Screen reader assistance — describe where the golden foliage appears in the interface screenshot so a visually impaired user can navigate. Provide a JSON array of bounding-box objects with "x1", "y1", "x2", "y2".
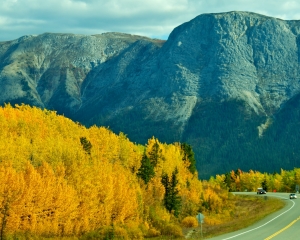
[
  {"x1": 181, "y1": 216, "x2": 198, "y2": 228},
  {"x1": 0, "y1": 104, "x2": 246, "y2": 238}
]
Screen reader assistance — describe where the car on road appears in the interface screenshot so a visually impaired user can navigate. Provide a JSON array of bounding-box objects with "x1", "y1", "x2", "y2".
[
  {"x1": 289, "y1": 193, "x2": 297, "y2": 199},
  {"x1": 257, "y1": 188, "x2": 267, "y2": 194}
]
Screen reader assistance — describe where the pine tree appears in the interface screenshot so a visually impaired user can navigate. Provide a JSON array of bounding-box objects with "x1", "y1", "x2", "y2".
[
  {"x1": 148, "y1": 140, "x2": 162, "y2": 167},
  {"x1": 181, "y1": 143, "x2": 197, "y2": 174},
  {"x1": 80, "y1": 137, "x2": 92, "y2": 155},
  {"x1": 224, "y1": 172, "x2": 233, "y2": 191},
  {"x1": 161, "y1": 168, "x2": 181, "y2": 217},
  {"x1": 137, "y1": 151, "x2": 155, "y2": 184}
]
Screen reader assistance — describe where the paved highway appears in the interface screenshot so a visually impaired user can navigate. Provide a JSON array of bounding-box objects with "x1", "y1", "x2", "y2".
[{"x1": 207, "y1": 192, "x2": 300, "y2": 240}]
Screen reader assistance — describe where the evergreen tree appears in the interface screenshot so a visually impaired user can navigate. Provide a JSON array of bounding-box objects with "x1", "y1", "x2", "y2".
[
  {"x1": 161, "y1": 168, "x2": 181, "y2": 217},
  {"x1": 224, "y1": 172, "x2": 233, "y2": 191},
  {"x1": 80, "y1": 137, "x2": 92, "y2": 155},
  {"x1": 181, "y1": 143, "x2": 197, "y2": 174},
  {"x1": 148, "y1": 140, "x2": 162, "y2": 167},
  {"x1": 137, "y1": 151, "x2": 155, "y2": 184}
]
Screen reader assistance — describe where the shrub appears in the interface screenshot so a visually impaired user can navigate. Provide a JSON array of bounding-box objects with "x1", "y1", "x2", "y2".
[
  {"x1": 181, "y1": 216, "x2": 198, "y2": 228},
  {"x1": 125, "y1": 225, "x2": 143, "y2": 240},
  {"x1": 81, "y1": 226, "x2": 112, "y2": 240},
  {"x1": 146, "y1": 228, "x2": 161, "y2": 238},
  {"x1": 148, "y1": 205, "x2": 170, "y2": 230},
  {"x1": 160, "y1": 224, "x2": 183, "y2": 237},
  {"x1": 114, "y1": 226, "x2": 129, "y2": 239},
  {"x1": 138, "y1": 222, "x2": 149, "y2": 235}
]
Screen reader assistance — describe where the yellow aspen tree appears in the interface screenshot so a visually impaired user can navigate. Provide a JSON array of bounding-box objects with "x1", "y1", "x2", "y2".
[
  {"x1": 117, "y1": 132, "x2": 142, "y2": 174},
  {"x1": 180, "y1": 177, "x2": 202, "y2": 217},
  {"x1": 111, "y1": 163, "x2": 141, "y2": 224},
  {"x1": 91, "y1": 161, "x2": 115, "y2": 228},
  {"x1": 210, "y1": 174, "x2": 227, "y2": 189},
  {"x1": 72, "y1": 159, "x2": 114, "y2": 232},
  {"x1": 228, "y1": 170, "x2": 238, "y2": 191},
  {"x1": 240, "y1": 170, "x2": 262, "y2": 191},
  {"x1": 294, "y1": 168, "x2": 300, "y2": 187},
  {"x1": 273, "y1": 173, "x2": 283, "y2": 192},
  {"x1": 280, "y1": 169, "x2": 295, "y2": 192},
  {"x1": 142, "y1": 175, "x2": 165, "y2": 208},
  {"x1": 87, "y1": 125, "x2": 120, "y2": 164},
  {"x1": 265, "y1": 174, "x2": 275, "y2": 192},
  {"x1": 37, "y1": 162, "x2": 78, "y2": 235},
  {"x1": 15, "y1": 162, "x2": 78, "y2": 236},
  {"x1": 0, "y1": 165, "x2": 25, "y2": 238},
  {"x1": 160, "y1": 143, "x2": 181, "y2": 176}
]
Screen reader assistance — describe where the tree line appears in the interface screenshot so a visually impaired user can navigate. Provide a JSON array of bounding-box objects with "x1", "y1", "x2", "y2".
[{"x1": 210, "y1": 168, "x2": 300, "y2": 193}]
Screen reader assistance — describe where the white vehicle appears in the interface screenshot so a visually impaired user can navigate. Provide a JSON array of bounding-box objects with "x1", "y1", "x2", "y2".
[{"x1": 289, "y1": 193, "x2": 297, "y2": 199}]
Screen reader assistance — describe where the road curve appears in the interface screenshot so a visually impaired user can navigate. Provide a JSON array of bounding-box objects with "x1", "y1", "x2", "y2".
[{"x1": 207, "y1": 192, "x2": 300, "y2": 240}]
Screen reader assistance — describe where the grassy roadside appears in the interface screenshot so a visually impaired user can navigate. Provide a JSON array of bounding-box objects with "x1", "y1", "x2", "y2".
[
  {"x1": 199, "y1": 195, "x2": 285, "y2": 239},
  {"x1": 150, "y1": 194, "x2": 285, "y2": 240}
]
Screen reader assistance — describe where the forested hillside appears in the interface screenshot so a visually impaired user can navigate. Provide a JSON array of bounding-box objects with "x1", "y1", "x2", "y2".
[
  {"x1": 188, "y1": 95, "x2": 300, "y2": 178},
  {"x1": 0, "y1": 104, "x2": 238, "y2": 239},
  {"x1": 0, "y1": 104, "x2": 299, "y2": 239}
]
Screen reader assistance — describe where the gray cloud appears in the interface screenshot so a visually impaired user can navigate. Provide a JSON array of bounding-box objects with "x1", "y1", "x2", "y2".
[{"x1": 1, "y1": 0, "x2": 300, "y2": 41}]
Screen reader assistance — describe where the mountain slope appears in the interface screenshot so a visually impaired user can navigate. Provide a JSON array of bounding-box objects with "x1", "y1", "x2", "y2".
[{"x1": 1, "y1": 11, "x2": 300, "y2": 178}]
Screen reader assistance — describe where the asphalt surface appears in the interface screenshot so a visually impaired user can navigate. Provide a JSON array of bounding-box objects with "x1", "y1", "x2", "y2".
[{"x1": 207, "y1": 192, "x2": 300, "y2": 240}]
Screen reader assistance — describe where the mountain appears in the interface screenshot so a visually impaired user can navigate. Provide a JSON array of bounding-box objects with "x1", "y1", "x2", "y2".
[{"x1": 1, "y1": 11, "x2": 300, "y2": 178}]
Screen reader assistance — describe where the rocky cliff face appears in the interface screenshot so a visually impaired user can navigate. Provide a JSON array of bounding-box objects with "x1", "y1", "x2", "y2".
[
  {"x1": 0, "y1": 32, "x2": 164, "y2": 115},
  {"x1": 1, "y1": 11, "x2": 300, "y2": 178}
]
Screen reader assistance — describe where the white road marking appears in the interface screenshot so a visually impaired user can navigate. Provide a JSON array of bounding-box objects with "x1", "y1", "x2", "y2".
[{"x1": 220, "y1": 197, "x2": 295, "y2": 240}]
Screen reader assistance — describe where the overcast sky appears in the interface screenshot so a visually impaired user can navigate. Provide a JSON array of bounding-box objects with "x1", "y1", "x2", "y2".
[{"x1": 1, "y1": 0, "x2": 300, "y2": 41}]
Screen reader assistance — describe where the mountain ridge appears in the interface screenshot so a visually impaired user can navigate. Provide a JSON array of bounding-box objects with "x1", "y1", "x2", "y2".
[{"x1": 1, "y1": 11, "x2": 300, "y2": 178}]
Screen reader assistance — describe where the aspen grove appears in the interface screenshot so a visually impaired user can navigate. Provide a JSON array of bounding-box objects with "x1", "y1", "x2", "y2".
[{"x1": 0, "y1": 104, "x2": 286, "y2": 239}]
